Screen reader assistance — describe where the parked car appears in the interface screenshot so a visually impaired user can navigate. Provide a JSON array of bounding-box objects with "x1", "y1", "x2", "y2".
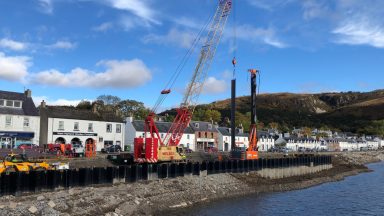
[
  {"x1": 101, "y1": 145, "x2": 122, "y2": 153},
  {"x1": 72, "y1": 143, "x2": 85, "y2": 157}
]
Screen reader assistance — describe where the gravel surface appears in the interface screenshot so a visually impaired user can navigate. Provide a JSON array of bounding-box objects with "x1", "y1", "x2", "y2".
[{"x1": 0, "y1": 151, "x2": 382, "y2": 216}]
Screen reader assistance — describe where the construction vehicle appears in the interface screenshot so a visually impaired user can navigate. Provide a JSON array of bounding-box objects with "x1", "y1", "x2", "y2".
[
  {"x1": 245, "y1": 69, "x2": 259, "y2": 159},
  {"x1": 231, "y1": 69, "x2": 259, "y2": 160},
  {"x1": 46, "y1": 143, "x2": 73, "y2": 157},
  {"x1": 0, "y1": 153, "x2": 51, "y2": 174},
  {"x1": 134, "y1": 0, "x2": 233, "y2": 163}
]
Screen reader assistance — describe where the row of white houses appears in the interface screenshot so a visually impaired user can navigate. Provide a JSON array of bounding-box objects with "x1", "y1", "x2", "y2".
[
  {"x1": 286, "y1": 138, "x2": 382, "y2": 152},
  {"x1": 1, "y1": 89, "x2": 382, "y2": 153}
]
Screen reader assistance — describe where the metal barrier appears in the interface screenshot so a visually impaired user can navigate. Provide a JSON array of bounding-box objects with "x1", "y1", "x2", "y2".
[{"x1": 0, "y1": 155, "x2": 332, "y2": 197}]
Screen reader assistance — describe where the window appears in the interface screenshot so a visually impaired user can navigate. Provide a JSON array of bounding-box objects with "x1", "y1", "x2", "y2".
[
  {"x1": 88, "y1": 123, "x2": 93, "y2": 132},
  {"x1": 6, "y1": 100, "x2": 13, "y2": 107},
  {"x1": 116, "y1": 124, "x2": 121, "y2": 133},
  {"x1": 58, "y1": 121, "x2": 64, "y2": 130},
  {"x1": 211, "y1": 132, "x2": 214, "y2": 138},
  {"x1": 23, "y1": 117, "x2": 29, "y2": 127},
  {"x1": 198, "y1": 132, "x2": 201, "y2": 137},
  {"x1": 0, "y1": 99, "x2": 4, "y2": 106},
  {"x1": 161, "y1": 133, "x2": 164, "y2": 138},
  {"x1": 99, "y1": 137, "x2": 103, "y2": 142},
  {"x1": 194, "y1": 123, "x2": 199, "y2": 128},
  {"x1": 187, "y1": 134, "x2": 190, "y2": 139},
  {"x1": 205, "y1": 132, "x2": 207, "y2": 138},
  {"x1": 74, "y1": 122, "x2": 79, "y2": 131},
  {"x1": 5, "y1": 116, "x2": 12, "y2": 126},
  {"x1": 106, "y1": 123, "x2": 112, "y2": 133},
  {"x1": 14, "y1": 101, "x2": 21, "y2": 108}
]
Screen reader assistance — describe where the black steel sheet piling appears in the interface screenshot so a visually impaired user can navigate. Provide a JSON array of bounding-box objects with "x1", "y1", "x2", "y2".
[
  {"x1": 178, "y1": 163, "x2": 185, "y2": 177},
  {"x1": 207, "y1": 161, "x2": 214, "y2": 175},
  {"x1": 169, "y1": 163, "x2": 177, "y2": 178},
  {"x1": 193, "y1": 162, "x2": 200, "y2": 176}
]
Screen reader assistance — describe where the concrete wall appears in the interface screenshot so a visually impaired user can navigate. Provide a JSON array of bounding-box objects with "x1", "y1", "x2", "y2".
[{"x1": 257, "y1": 164, "x2": 333, "y2": 179}]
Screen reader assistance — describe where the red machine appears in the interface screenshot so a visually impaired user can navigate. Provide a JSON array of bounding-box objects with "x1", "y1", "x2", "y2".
[
  {"x1": 246, "y1": 69, "x2": 259, "y2": 160},
  {"x1": 47, "y1": 143, "x2": 73, "y2": 157},
  {"x1": 134, "y1": 0, "x2": 233, "y2": 163},
  {"x1": 85, "y1": 139, "x2": 96, "y2": 158}
]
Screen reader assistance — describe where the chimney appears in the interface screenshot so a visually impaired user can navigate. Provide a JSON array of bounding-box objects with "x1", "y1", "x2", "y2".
[
  {"x1": 41, "y1": 100, "x2": 46, "y2": 108},
  {"x1": 126, "y1": 116, "x2": 133, "y2": 123},
  {"x1": 25, "y1": 89, "x2": 32, "y2": 98}
]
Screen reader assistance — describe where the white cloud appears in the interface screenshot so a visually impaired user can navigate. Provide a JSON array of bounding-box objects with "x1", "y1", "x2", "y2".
[
  {"x1": 142, "y1": 28, "x2": 197, "y2": 49},
  {"x1": 37, "y1": 0, "x2": 53, "y2": 14},
  {"x1": 29, "y1": 59, "x2": 152, "y2": 88},
  {"x1": 47, "y1": 40, "x2": 76, "y2": 50},
  {"x1": 235, "y1": 25, "x2": 288, "y2": 48},
  {"x1": 92, "y1": 22, "x2": 114, "y2": 32},
  {"x1": 302, "y1": 0, "x2": 328, "y2": 20},
  {"x1": 105, "y1": 0, "x2": 160, "y2": 25},
  {"x1": 202, "y1": 77, "x2": 228, "y2": 94},
  {"x1": 332, "y1": 19, "x2": 384, "y2": 48},
  {"x1": 0, "y1": 52, "x2": 30, "y2": 82},
  {"x1": 0, "y1": 38, "x2": 27, "y2": 51},
  {"x1": 247, "y1": 0, "x2": 296, "y2": 11},
  {"x1": 33, "y1": 96, "x2": 90, "y2": 106}
]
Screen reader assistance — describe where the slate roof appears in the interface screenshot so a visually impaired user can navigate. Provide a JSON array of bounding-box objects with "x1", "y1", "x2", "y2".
[
  {"x1": 131, "y1": 120, "x2": 194, "y2": 134},
  {"x1": 0, "y1": 90, "x2": 39, "y2": 116},
  {"x1": 41, "y1": 106, "x2": 124, "y2": 122},
  {"x1": 217, "y1": 127, "x2": 231, "y2": 136},
  {"x1": 189, "y1": 121, "x2": 218, "y2": 132}
]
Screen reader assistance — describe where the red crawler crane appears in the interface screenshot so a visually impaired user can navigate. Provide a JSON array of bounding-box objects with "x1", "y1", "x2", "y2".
[{"x1": 134, "y1": 0, "x2": 233, "y2": 163}]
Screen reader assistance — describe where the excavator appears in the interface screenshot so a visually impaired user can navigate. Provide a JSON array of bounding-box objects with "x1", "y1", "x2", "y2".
[
  {"x1": 0, "y1": 153, "x2": 51, "y2": 174},
  {"x1": 134, "y1": 0, "x2": 233, "y2": 163}
]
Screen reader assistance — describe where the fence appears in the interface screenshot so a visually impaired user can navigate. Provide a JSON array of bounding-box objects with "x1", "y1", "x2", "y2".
[{"x1": 0, "y1": 155, "x2": 332, "y2": 196}]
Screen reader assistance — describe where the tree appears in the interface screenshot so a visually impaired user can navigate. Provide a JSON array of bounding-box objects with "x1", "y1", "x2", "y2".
[
  {"x1": 256, "y1": 121, "x2": 264, "y2": 130},
  {"x1": 97, "y1": 95, "x2": 121, "y2": 105},
  {"x1": 204, "y1": 109, "x2": 221, "y2": 123},
  {"x1": 268, "y1": 122, "x2": 279, "y2": 130},
  {"x1": 302, "y1": 127, "x2": 312, "y2": 138},
  {"x1": 76, "y1": 100, "x2": 92, "y2": 110},
  {"x1": 118, "y1": 99, "x2": 149, "y2": 120}
]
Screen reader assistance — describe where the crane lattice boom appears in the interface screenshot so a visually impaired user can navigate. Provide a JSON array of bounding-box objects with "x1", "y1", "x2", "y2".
[{"x1": 163, "y1": 0, "x2": 232, "y2": 146}]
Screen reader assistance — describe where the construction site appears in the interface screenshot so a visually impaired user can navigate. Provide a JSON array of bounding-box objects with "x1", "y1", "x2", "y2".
[{"x1": 1, "y1": 0, "x2": 384, "y2": 215}]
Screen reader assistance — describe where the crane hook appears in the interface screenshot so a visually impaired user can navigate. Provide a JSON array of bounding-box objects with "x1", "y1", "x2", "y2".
[{"x1": 232, "y1": 57, "x2": 236, "y2": 66}]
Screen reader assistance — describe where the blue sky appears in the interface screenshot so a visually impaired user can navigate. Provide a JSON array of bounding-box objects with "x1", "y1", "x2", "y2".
[{"x1": 0, "y1": 0, "x2": 383, "y2": 110}]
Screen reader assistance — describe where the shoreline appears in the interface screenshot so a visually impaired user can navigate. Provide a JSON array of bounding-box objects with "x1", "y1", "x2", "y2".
[{"x1": 0, "y1": 151, "x2": 382, "y2": 215}]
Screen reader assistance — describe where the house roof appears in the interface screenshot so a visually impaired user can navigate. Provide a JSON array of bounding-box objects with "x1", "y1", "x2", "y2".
[
  {"x1": 189, "y1": 121, "x2": 218, "y2": 132},
  {"x1": 131, "y1": 120, "x2": 194, "y2": 134},
  {"x1": 41, "y1": 106, "x2": 124, "y2": 122},
  {"x1": 0, "y1": 90, "x2": 39, "y2": 116},
  {"x1": 217, "y1": 127, "x2": 231, "y2": 136}
]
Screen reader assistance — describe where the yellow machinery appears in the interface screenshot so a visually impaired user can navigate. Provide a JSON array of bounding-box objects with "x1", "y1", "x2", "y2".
[{"x1": 0, "y1": 153, "x2": 51, "y2": 174}]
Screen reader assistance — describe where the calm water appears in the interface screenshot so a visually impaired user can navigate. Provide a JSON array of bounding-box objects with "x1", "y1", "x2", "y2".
[{"x1": 189, "y1": 162, "x2": 384, "y2": 216}]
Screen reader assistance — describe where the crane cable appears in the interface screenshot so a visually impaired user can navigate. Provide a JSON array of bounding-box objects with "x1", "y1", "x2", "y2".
[
  {"x1": 232, "y1": 0, "x2": 237, "y2": 78},
  {"x1": 151, "y1": 12, "x2": 214, "y2": 113}
]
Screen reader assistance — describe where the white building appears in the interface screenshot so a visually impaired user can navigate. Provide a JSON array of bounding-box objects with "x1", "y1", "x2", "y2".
[
  {"x1": 0, "y1": 89, "x2": 40, "y2": 147},
  {"x1": 125, "y1": 119, "x2": 195, "y2": 151},
  {"x1": 217, "y1": 127, "x2": 231, "y2": 151},
  {"x1": 257, "y1": 131, "x2": 275, "y2": 152},
  {"x1": 39, "y1": 102, "x2": 125, "y2": 151},
  {"x1": 286, "y1": 138, "x2": 325, "y2": 151}
]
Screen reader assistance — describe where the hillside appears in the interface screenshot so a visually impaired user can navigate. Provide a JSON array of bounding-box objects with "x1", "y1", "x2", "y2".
[{"x1": 161, "y1": 90, "x2": 384, "y2": 134}]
